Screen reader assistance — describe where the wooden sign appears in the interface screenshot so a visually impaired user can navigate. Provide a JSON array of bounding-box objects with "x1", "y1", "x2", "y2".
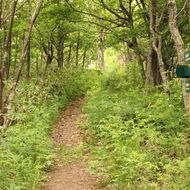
[{"x1": 176, "y1": 65, "x2": 190, "y2": 78}]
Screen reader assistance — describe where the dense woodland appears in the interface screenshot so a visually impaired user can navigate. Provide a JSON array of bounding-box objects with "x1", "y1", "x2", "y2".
[{"x1": 0, "y1": 0, "x2": 190, "y2": 189}]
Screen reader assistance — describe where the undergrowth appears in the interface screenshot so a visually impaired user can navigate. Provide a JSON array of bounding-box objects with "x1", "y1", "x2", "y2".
[
  {"x1": 0, "y1": 68, "x2": 100, "y2": 190},
  {"x1": 83, "y1": 64, "x2": 189, "y2": 190}
]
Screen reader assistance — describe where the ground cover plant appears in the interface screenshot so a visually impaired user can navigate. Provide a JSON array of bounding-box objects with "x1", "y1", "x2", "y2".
[
  {"x1": 83, "y1": 64, "x2": 190, "y2": 190},
  {"x1": 0, "y1": 68, "x2": 99, "y2": 190}
]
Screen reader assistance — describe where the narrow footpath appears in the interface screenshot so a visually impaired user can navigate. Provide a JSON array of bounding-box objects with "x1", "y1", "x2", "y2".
[{"x1": 41, "y1": 98, "x2": 107, "y2": 190}]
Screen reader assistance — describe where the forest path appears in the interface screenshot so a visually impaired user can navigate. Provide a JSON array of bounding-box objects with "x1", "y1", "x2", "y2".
[{"x1": 41, "y1": 98, "x2": 107, "y2": 190}]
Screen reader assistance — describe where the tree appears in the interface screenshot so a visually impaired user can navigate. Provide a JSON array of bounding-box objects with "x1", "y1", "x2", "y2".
[
  {"x1": 1, "y1": 0, "x2": 43, "y2": 130},
  {"x1": 2, "y1": 0, "x2": 18, "y2": 79},
  {"x1": 167, "y1": 0, "x2": 187, "y2": 110},
  {"x1": 149, "y1": 0, "x2": 170, "y2": 93}
]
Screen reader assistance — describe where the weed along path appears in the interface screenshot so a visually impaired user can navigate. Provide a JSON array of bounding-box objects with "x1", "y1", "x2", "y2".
[{"x1": 41, "y1": 98, "x2": 106, "y2": 190}]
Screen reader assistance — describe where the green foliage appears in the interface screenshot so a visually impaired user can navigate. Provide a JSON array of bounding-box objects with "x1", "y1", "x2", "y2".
[
  {"x1": 83, "y1": 67, "x2": 189, "y2": 190},
  {"x1": 102, "y1": 62, "x2": 143, "y2": 91},
  {"x1": 0, "y1": 68, "x2": 99, "y2": 190}
]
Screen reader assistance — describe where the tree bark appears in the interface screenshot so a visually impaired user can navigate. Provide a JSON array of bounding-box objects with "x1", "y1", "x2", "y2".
[
  {"x1": 146, "y1": 48, "x2": 162, "y2": 85},
  {"x1": 14, "y1": 33, "x2": 18, "y2": 74},
  {"x1": 82, "y1": 49, "x2": 87, "y2": 67},
  {"x1": 26, "y1": 0, "x2": 31, "y2": 80},
  {"x1": 0, "y1": 0, "x2": 3, "y2": 29},
  {"x1": 36, "y1": 52, "x2": 39, "y2": 76},
  {"x1": 167, "y1": 0, "x2": 187, "y2": 109},
  {"x1": 98, "y1": 29, "x2": 105, "y2": 70},
  {"x1": 3, "y1": 0, "x2": 18, "y2": 79},
  {"x1": 149, "y1": 0, "x2": 170, "y2": 93},
  {"x1": 137, "y1": 54, "x2": 146, "y2": 83},
  {"x1": 43, "y1": 39, "x2": 54, "y2": 72},
  {"x1": 57, "y1": 32, "x2": 64, "y2": 68},
  {"x1": 75, "y1": 33, "x2": 80, "y2": 67},
  {"x1": 168, "y1": 0, "x2": 184, "y2": 64},
  {"x1": 67, "y1": 43, "x2": 72, "y2": 66},
  {"x1": 145, "y1": 0, "x2": 162, "y2": 86},
  {"x1": 187, "y1": 0, "x2": 190, "y2": 27}
]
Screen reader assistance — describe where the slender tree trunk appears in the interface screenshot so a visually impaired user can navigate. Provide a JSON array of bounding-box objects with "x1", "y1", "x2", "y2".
[
  {"x1": 82, "y1": 49, "x2": 87, "y2": 67},
  {"x1": 145, "y1": 0, "x2": 163, "y2": 86},
  {"x1": 0, "y1": 0, "x2": 4, "y2": 124},
  {"x1": 137, "y1": 54, "x2": 146, "y2": 82},
  {"x1": 3, "y1": 0, "x2": 18, "y2": 79},
  {"x1": 0, "y1": 0, "x2": 3, "y2": 29},
  {"x1": 75, "y1": 33, "x2": 80, "y2": 67},
  {"x1": 0, "y1": 2, "x2": 3, "y2": 127},
  {"x1": 168, "y1": 0, "x2": 184, "y2": 64},
  {"x1": 3, "y1": 0, "x2": 43, "y2": 129},
  {"x1": 14, "y1": 34, "x2": 18, "y2": 74},
  {"x1": 0, "y1": 43, "x2": 2, "y2": 67},
  {"x1": 26, "y1": 0, "x2": 31, "y2": 80},
  {"x1": 36, "y1": 52, "x2": 39, "y2": 76},
  {"x1": 0, "y1": 69, "x2": 3, "y2": 126},
  {"x1": 43, "y1": 39, "x2": 54, "y2": 72},
  {"x1": 153, "y1": 35, "x2": 170, "y2": 93},
  {"x1": 149, "y1": 0, "x2": 170, "y2": 93},
  {"x1": 26, "y1": 42, "x2": 31, "y2": 80},
  {"x1": 67, "y1": 43, "x2": 72, "y2": 67},
  {"x1": 98, "y1": 29, "x2": 105, "y2": 70},
  {"x1": 57, "y1": 35, "x2": 64, "y2": 68},
  {"x1": 187, "y1": 0, "x2": 190, "y2": 27},
  {"x1": 40, "y1": 47, "x2": 43, "y2": 74}
]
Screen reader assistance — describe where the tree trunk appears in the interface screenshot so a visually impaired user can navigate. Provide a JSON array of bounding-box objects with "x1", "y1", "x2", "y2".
[
  {"x1": 0, "y1": 69, "x2": 3, "y2": 126},
  {"x1": 137, "y1": 54, "x2": 146, "y2": 83},
  {"x1": 145, "y1": 0, "x2": 162, "y2": 86},
  {"x1": 146, "y1": 48, "x2": 162, "y2": 85},
  {"x1": 0, "y1": 0, "x2": 4, "y2": 124},
  {"x1": 153, "y1": 36, "x2": 170, "y2": 93},
  {"x1": 149, "y1": 0, "x2": 170, "y2": 93},
  {"x1": 187, "y1": 0, "x2": 190, "y2": 27},
  {"x1": 3, "y1": 0, "x2": 18, "y2": 79},
  {"x1": 36, "y1": 52, "x2": 39, "y2": 76},
  {"x1": 75, "y1": 33, "x2": 80, "y2": 67},
  {"x1": 168, "y1": 0, "x2": 184, "y2": 64},
  {"x1": 43, "y1": 39, "x2": 54, "y2": 72},
  {"x1": 26, "y1": 0, "x2": 31, "y2": 80},
  {"x1": 167, "y1": 0, "x2": 187, "y2": 116},
  {"x1": 67, "y1": 43, "x2": 72, "y2": 66},
  {"x1": 26, "y1": 42, "x2": 31, "y2": 80},
  {"x1": 82, "y1": 49, "x2": 87, "y2": 67},
  {"x1": 40, "y1": 47, "x2": 43, "y2": 74},
  {"x1": 3, "y1": 0, "x2": 43, "y2": 129},
  {"x1": 167, "y1": 0, "x2": 187, "y2": 109},
  {"x1": 14, "y1": 34, "x2": 18, "y2": 74},
  {"x1": 98, "y1": 29, "x2": 105, "y2": 70},
  {"x1": 57, "y1": 34, "x2": 64, "y2": 68},
  {"x1": 0, "y1": 0, "x2": 3, "y2": 29}
]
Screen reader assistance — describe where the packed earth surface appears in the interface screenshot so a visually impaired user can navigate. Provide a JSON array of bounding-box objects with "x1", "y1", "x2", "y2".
[{"x1": 41, "y1": 98, "x2": 108, "y2": 190}]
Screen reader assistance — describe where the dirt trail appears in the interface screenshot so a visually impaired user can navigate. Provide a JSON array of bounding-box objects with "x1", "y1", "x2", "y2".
[{"x1": 41, "y1": 98, "x2": 106, "y2": 190}]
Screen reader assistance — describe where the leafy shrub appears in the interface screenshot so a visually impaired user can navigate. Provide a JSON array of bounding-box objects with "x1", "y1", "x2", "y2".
[
  {"x1": 83, "y1": 70, "x2": 189, "y2": 189},
  {"x1": 0, "y1": 68, "x2": 99, "y2": 190},
  {"x1": 102, "y1": 61, "x2": 143, "y2": 91}
]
